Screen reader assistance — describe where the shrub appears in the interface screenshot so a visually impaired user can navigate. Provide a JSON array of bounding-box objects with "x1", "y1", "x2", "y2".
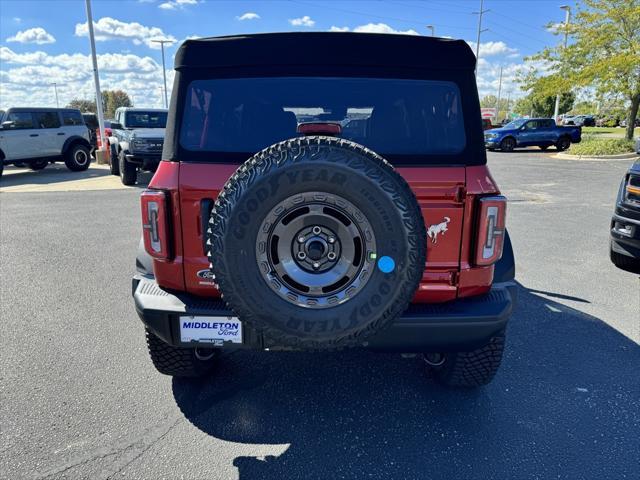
[{"x1": 568, "y1": 137, "x2": 634, "y2": 156}]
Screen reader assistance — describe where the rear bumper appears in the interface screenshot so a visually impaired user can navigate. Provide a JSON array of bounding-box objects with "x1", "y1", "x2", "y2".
[
  {"x1": 132, "y1": 274, "x2": 517, "y2": 352},
  {"x1": 125, "y1": 153, "x2": 161, "y2": 170}
]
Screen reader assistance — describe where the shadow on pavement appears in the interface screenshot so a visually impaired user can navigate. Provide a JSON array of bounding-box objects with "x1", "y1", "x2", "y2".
[
  {"x1": 0, "y1": 163, "x2": 152, "y2": 189},
  {"x1": 172, "y1": 283, "x2": 639, "y2": 480}
]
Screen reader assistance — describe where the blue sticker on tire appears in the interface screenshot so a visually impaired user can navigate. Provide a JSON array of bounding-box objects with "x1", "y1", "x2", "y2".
[{"x1": 377, "y1": 256, "x2": 395, "y2": 273}]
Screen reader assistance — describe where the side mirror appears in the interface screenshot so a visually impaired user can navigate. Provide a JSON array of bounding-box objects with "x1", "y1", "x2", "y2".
[
  {"x1": 1, "y1": 121, "x2": 15, "y2": 129},
  {"x1": 110, "y1": 122, "x2": 123, "y2": 130}
]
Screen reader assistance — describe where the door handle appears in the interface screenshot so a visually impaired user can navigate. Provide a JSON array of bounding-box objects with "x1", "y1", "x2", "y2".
[
  {"x1": 57, "y1": 132, "x2": 65, "y2": 136},
  {"x1": 29, "y1": 134, "x2": 39, "y2": 137}
]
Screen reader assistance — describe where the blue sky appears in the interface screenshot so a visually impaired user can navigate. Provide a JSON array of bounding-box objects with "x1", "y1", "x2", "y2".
[{"x1": 0, "y1": 0, "x2": 572, "y2": 109}]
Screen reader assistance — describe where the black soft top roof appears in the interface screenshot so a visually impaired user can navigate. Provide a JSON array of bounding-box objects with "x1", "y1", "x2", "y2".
[{"x1": 175, "y1": 32, "x2": 476, "y2": 71}]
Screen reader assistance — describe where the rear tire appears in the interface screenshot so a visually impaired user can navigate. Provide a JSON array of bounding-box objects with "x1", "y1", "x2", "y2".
[
  {"x1": 64, "y1": 143, "x2": 91, "y2": 171},
  {"x1": 29, "y1": 159, "x2": 48, "y2": 171},
  {"x1": 119, "y1": 150, "x2": 137, "y2": 185},
  {"x1": 539, "y1": 145, "x2": 549, "y2": 151},
  {"x1": 610, "y1": 248, "x2": 640, "y2": 274},
  {"x1": 145, "y1": 329, "x2": 217, "y2": 377},
  {"x1": 500, "y1": 137, "x2": 515, "y2": 152},
  {"x1": 425, "y1": 331, "x2": 506, "y2": 388},
  {"x1": 556, "y1": 136, "x2": 571, "y2": 151}
]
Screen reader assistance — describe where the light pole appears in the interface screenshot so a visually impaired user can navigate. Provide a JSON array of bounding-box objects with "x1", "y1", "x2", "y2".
[
  {"x1": 84, "y1": 0, "x2": 107, "y2": 164},
  {"x1": 426, "y1": 25, "x2": 435, "y2": 37},
  {"x1": 495, "y1": 65, "x2": 503, "y2": 123},
  {"x1": 50, "y1": 82, "x2": 59, "y2": 108},
  {"x1": 151, "y1": 39, "x2": 174, "y2": 109},
  {"x1": 473, "y1": 0, "x2": 490, "y2": 76},
  {"x1": 553, "y1": 5, "x2": 571, "y2": 121}
]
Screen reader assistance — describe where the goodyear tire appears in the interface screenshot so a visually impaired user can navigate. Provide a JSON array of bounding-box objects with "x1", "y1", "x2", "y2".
[
  {"x1": 208, "y1": 136, "x2": 426, "y2": 349},
  {"x1": 146, "y1": 329, "x2": 216, "y2": 377},
  {"x1": 64, "y1": 143, "x2": 91, "y2": 171},
  {"x1": 425, "y1": 330, "x2": 506, "y2": 388}
]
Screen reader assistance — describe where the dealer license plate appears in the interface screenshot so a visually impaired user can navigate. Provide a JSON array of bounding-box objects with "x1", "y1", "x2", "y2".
[{"x1": 179, "y1": 316, "x2": 242, "y2": 344}]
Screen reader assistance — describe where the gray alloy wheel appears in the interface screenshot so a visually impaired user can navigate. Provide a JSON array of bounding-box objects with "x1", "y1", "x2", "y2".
[{"x1": 256, "y1": 191, "x2": 377, "y2": 309}]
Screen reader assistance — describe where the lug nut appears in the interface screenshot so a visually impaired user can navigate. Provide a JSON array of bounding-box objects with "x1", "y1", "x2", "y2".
[
  {"x1": 328, "y1": 237, "x2": 335, "y2": 244},
  {"x1": 297, "y1": 252, "x2": 306, "y2": 260},
  {"x1": 327, "y1": 252, "x2": 337, "y2": 261},
  {"x1": 312, "y1": 226, "x2": 322, "y2": 235},
  {"x1": 312, "y1": 262, "x2": 320, "y2": 269},
  {"x1": 297, "y1": 235, "x2": 305, "y2": 243}
]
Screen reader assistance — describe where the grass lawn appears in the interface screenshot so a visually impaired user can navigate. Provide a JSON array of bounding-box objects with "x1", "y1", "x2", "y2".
[{"x1": 581, "y1": 126, "x2": 639, "y2": 137}]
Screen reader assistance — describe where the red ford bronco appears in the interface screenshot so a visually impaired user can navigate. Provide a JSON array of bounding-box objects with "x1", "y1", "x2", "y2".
[{"x1": 132, "y1": 33, "x2": 516, "y2": 388}]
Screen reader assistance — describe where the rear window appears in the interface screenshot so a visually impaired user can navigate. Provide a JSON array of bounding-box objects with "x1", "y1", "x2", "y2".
[
  {"x1": 125, "y1": 111, "x2": 167, "y2": 128},
  {"x1": 180, "y1": 77, "x2": 465, "y2": 157}
]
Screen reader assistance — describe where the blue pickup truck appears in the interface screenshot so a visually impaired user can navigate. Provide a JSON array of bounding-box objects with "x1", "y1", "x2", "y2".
[{"x1": 484, "y1": 118, "x2": 582, "y2": 152}]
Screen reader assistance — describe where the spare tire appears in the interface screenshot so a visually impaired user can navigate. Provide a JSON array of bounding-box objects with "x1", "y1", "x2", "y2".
[{"x1": 208, "y1": 136, "x2": 426, "y2": 349}]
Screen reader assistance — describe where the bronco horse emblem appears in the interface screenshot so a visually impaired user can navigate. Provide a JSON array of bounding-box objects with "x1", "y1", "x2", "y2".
[{"x1": 427, "y1": 217, "x2": 451, "y2": 244}]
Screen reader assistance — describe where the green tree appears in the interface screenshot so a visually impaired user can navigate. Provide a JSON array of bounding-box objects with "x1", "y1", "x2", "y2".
[
  {"x1": 102, "y1": 90, "x2": 133, "y2": 118},
  {"x1": 66, "y1": 98, "x2": 96, "y2": 112},
  {"x1": 66, "y1": 90, "x2": 133, "y2": 118},
  {"x1": 521, "y1": 0, "x2": 640, "y2": 140},
  {"x1": 512, "y1": 91, "x2": 574, "y2": 117}
]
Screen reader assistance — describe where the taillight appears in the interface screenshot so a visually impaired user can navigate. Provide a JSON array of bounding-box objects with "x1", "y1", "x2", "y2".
[
  {"x1": 141, "y1": 189, "x2": 171, "y2": 259},
  {"x1": 475, "y1": 195, "x2": 507, "y2": 266}
]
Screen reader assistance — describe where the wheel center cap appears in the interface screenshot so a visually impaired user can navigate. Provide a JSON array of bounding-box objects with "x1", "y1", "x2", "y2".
[{"x1": 306, "y1": 239, "x2": 325, "y2": 261}]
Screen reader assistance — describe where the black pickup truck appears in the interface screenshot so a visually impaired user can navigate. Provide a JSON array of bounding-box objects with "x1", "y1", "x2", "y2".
[{"x1": 108, "y1": 107, "x2": 167, "y2": 185}]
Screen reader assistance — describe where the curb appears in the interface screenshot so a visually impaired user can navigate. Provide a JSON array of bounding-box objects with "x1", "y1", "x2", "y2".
[{"x1": 552, "y1": 152, "x2": 638, "y2": 161}]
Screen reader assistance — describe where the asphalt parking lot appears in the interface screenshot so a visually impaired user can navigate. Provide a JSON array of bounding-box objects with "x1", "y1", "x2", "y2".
[{"x1": 1, "y1": 151, "x2": 639, "y2": 480}]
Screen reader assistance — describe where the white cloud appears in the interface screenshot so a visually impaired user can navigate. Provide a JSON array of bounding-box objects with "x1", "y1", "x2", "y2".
[
  {"x1": 467, "y1": 41, "x2": 518, "y2": 57},
  {"x1": 74, "y1": 17, "x2": 176, "y2": 49},
  {"x1": 237, "y1": 12, "x2": 260, "y2": 21},
  {"x1": 7, "y1": 27, "x2": 56, "y2": 45},
  {"x1": 329, "y1": 26, "x2": 350, "y2": 32},
  {"x1": 289, "y1": 16, "x2": 315, "y2": 27},
  {"x1": 158, "y1": 0, "x2": 198, "y2": 9},
  {"x1": 0, "y1": 46, "x2": 170, "y2": 109},
  {"x1": 352, "y1": 23, "x2": 419, "y2": 35},
  {"x1": 13, "y1": 17, "x2": 22, "y2": 24}
]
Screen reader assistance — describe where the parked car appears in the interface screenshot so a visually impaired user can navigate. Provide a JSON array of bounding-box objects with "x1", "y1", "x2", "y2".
[
  {"x1": 610, "y1": 160, "x2": 640, "y2": 274},
  {"x1": 484, "y1": 118, "x2": 581, "y2": 152},
  {"x1": 0, "y1": 107, "x2": 92, "y2": 178},
  {"x1": 567, "y1": 115, "x2": 595, "y2": 127},
  {"x1": 109, "y1": 107, "x2": 167, "y2": 185},
  {"x1": 132, "y1": 32, "x2": 516, "y2": 388},
  {"x1": 620, "y1": 118, "x2": 640, "y2": 128}
]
